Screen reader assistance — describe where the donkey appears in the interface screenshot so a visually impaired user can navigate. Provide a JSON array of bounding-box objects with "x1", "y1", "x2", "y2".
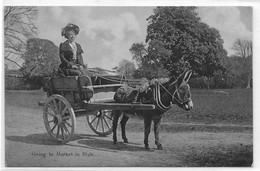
[{"x1": 112, "y1": 69, "x2": 193, "y2": 150}]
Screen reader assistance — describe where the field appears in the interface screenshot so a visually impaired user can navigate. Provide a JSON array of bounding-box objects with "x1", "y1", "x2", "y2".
[
  {"x1": 5, "y1": 88, "x2": 253, "y2": 167},
  {"x1": 127, "y1": 88, "x2": 253, "y2": 131}
]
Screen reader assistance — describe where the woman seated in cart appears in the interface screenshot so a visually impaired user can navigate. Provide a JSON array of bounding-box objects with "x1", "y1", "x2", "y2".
[
  {"x1": 58, "y1": 23, "x2": 90, "y2": 76},
  {"x1": 57, "y1": 23, "x2": 124, "y2": 85}
]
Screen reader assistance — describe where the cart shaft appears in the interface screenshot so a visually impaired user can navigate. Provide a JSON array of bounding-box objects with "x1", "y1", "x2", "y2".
[{"x1": 83, "y1": 101, "x2": 155, "y2": 111}]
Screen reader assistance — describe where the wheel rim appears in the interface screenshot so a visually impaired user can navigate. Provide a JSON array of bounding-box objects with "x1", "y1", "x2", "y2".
[
  {"x1": 43, "y1": 95, "x2": 76, "y2": 143},
  {"x1": 87, "y1": 109, "x2": 113, "y2": 136}
]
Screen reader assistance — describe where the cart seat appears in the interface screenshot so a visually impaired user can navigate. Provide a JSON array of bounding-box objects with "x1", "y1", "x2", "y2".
[
  {"x1": 52, "y1": 76, "x2": 79, "y2": 91},
  {"x1": 50, "y1": 75, "x2": 94, "y2": 101},
  {"x1": 78, "y1": 75, "x2": 94, "y2": 101}
]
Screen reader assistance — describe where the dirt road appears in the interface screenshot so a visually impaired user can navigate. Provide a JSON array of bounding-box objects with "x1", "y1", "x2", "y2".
[{"x1": 5, "y1": 91, "x2": 253, "y2": 167}]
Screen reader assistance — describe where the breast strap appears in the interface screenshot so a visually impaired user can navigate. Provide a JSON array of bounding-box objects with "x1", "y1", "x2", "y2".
[{"x1": 153, "y1": 81, "x2": 172, "y2": 112}]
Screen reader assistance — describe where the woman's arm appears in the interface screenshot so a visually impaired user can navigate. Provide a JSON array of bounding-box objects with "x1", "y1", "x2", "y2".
[
  {"x1": 77, "y1": 44, "x2": 87, "y2": 68},
  {"x1": 77, "y1": 54, "x2": 86, "y2": 68}
]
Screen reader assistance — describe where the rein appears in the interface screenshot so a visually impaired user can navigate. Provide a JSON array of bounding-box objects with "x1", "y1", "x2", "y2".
[{"x1": 153, "y1": 80, "x2": 188, "y2": 112}]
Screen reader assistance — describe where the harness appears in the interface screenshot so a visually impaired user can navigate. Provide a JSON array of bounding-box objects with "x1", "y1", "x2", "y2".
[
  {"x1": 153, "y1": 81, "x2": 172, "y2": 112},
  {"x1": 153, "y1": 80, "x2": 190, "y2": 112}
]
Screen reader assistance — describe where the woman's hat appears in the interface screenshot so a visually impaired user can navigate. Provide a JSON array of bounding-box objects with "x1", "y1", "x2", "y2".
[{"x1": 61, "y1": 23, "x2": 80, "y2": 37}]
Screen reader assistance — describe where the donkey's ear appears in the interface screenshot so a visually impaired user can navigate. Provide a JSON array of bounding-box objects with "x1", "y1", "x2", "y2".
[{"x1": 183, "y1": 70, "x2": 192, "y2": 84}]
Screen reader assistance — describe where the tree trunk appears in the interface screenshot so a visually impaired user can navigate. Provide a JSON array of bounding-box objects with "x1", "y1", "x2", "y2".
[
  {"x1": 204, "y1": 76, "x2": 210, "y2": 89},
  {"x1": 207, "y1": 77, "x2": 211, "y2": 89},
  {"x1": 246, "y1": 75, "x2": 251, "y2": 88}
]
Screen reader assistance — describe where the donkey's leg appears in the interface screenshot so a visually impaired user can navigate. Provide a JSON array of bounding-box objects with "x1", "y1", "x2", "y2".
[
  {"x1": 153, "y1": 116, "x2": 163, "y2": 150},
  {"x1": 112, "y1": 110, "x2": 120, "y2": 144},
  {"x1": 120, "y1": 114, "x2": 129, "y2": 143},
  {"x1": 144, "y1": 116, "x2": 152, "y2": 150}
]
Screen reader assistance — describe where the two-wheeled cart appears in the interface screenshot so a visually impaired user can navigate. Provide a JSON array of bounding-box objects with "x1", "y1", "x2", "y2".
[{"x1": 41, "y1": 75, "x2": 155, "y2": 143}]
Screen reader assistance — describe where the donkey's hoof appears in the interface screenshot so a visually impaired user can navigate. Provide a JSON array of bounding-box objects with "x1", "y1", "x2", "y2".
[
  {"x1": 145, "y1": 146, "x2": 150, "y2": 150},
  {"x1": 123, "y1": 139, "x2": 128, "y2": 143},
  {"x1": 157, "y1": 145, "x2": 163, "y2": 150},
  {"x1": 113, "y1": 141, "x2": 117, "y2": 144}
]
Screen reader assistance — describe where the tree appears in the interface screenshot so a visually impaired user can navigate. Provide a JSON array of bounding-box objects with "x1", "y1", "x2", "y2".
[
  {"x1": 231, "y1": 38, "x2": 252, "y2": 88},
  {"x1": 129, "y1": 42, "x2": 147, "y2": 67},
  {"x1": 4, "y1": 6, "x2": 38, "y2": 69},
  {"x1": 223, "y1": 55, "x2": 248, "y2": 88},
  {"x1": 21, "y1": 38, "x2": 60, "y2": 77},
  {"x1": 232, "y1": 39, "x2": 252, "y2": 59},
  {"x1": 115, "y1": 59, "x2": 136, "y2": 79},
  {"x1": 145, "y1": 7, "x2": 227, "y2": 86},
  {"x1": 133, "y1": 40, "x2": 170, "y2": 79},
  {"x1": 133, "y1": 62, "x2": 169, "y2": 80},
  {"x1": 129, "y1": 40, "x2": 170, "y2": 79}
]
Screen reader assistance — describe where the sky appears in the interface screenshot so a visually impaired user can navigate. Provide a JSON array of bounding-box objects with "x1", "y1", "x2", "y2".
[{"x1": 34, "y1": 6, "x2": 252, "y2": 70}]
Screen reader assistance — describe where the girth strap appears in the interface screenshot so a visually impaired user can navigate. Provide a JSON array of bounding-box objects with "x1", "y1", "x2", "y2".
[{"x1": 153, "y1": 81, "x2": 171, "y2": 112}]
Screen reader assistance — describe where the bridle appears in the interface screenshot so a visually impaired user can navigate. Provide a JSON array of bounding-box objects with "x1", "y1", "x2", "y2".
[
  {"x1": 173, "y1": 84, "x2": 191, "y2": 105},
  {"x1": 153, "y1": 80, "x2": 191, "y2": 112}
]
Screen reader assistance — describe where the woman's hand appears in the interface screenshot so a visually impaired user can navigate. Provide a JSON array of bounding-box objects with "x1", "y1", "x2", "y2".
[
  {"x1": 79, "y1": 65, "x2": 83, "y2": 70},
  {"x1": 72, "y1": 65, "x2": 78, "y2": 69},
  {"x1": 72, "y1": 64, "x2": 83, "y2": 70}
]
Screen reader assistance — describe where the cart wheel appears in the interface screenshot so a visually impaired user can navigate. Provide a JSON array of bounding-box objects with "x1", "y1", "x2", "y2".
[
  {"x1": 43, "y1": 94, "x2": 76, "y2": 143},
  {"x1": 87, "y1": 109, "x2": 113, "y2": 136}
]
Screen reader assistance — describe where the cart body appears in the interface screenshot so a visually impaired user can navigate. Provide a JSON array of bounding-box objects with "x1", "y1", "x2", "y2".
[{"x1": 41, "y1": 74, "x2": 155, "y2": 143}]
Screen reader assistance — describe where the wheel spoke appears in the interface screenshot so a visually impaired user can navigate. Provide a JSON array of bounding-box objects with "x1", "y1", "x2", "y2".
[
  {"x1": 60, "y1": 125, "x2": 65, "y2": 140},
  {"x1": 62, "y1": 123, "x2": 70, "y2": 136},
  {"x1": 56, "y1": 125, "x2": 60, "y2": 138},
  {"x1": 90, "y1": 115, "x2": 98, "y2": 125},
  {"x1": 103, "y1": 116, "x2": 111, "y2": 130},
  {"x1": 63, "y1": 115, "x2": 71, "y2": 120},
  {"x1": 61, "y1": 107, "x2": 68, "y2": 116},
  {"x1": 48, "y1": 119, "x2": 54, "y2": 124},
  {"x1": 48, "y1": 103, "x2": 55, "y2": 110},
  {"x1": 101, "y1": 118, "x2": 105, "y2": 133},
  {"x1": 64, "y1": 120, "x2": 72, "y2": 127},
  {"x1": 96, "y1": 118, "x2": 100, "y2": 130},
  {"x1": 58, "y1": 100, "x2": 62, "y2": 113},
  {"x1": 46, "y1": 112, "x2": 55, "y2": 117},
  {"x1": 104, "y1": 114, "x2": 113, "y2": 121},
  {"x1": 51, "y1": 124, "x2": 57, "y2": 133},
  {"x1": 53, "y1": 99, "x2": 58, "y2": 114}
]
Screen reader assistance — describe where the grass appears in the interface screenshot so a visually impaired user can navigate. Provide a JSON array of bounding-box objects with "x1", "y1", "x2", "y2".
[
  {"x1": 121, "y1": 88, "x2": 253, "y2": 133},
  {"x1": 5, "y1": 90, "x2": 47, "y2": 109},
  {"x1": 5, "y1": 88, "x2": 253, "y2": 127},
  {"x1": 164, "y1": 88, "x2": 253, "y2": 125},
  {"x1": 181, "y1": 144, "x2": 253, "y2": 167}
]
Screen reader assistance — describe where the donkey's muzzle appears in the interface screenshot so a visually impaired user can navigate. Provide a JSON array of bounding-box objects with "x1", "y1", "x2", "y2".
[{"x1": 184, "y1": 100, "x2": 193, "y2": 111}]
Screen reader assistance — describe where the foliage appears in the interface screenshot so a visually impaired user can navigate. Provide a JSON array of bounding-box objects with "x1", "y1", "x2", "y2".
[
  {"x1": 4, "y1": 6, "x2": 38, "y2": 69},
  {"x1": 114, "y1": 59, "x2": 136, "y2": 79},
  {"x1": 21, "y1": 38, "x2": 60, "y2": 77},
  {"x1": 223, "y1": 55, "x2": 251, "y2": 88},
  {"x1": 232, "y1": 39, "x2": 252, "y2": 58},
  {"x1": 145, "y1": 7, "x2": 227, "y2": 78},
  {"x1": 129, "y1": 42, "x2": 147, "y2": 67},
  {"x1": 129, "y1": 40, "x2": 170, "y2": 79},
  {"x1": 133, "y1": 62, "x2": 169, "y2": 80},
  {"x1": 231, "y1": 38, "x2": 252, "y2": 88},
  {"x1": 187, "y1": 55, "x2": 252, "y2": 89}
]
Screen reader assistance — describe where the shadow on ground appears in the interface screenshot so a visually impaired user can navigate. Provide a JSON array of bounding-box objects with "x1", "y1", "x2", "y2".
[{"x1": 6, "y1": 133, "x2": 150, "y2": 152}]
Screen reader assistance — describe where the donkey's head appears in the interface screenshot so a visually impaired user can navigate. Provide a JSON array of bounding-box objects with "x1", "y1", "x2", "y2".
[{"x1": 171, "y1": 69, "x2": 193, "y2": 111}]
